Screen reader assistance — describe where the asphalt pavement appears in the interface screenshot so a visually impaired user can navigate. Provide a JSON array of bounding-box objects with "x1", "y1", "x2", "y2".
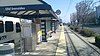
[{"x1": 84, "y1": 26, "x2": 100, "y2": 34}]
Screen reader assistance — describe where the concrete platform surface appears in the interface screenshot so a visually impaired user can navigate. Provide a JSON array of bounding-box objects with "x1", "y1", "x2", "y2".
[{"x1": 15, "y1": 25, "x2": 67, "y2": 56}]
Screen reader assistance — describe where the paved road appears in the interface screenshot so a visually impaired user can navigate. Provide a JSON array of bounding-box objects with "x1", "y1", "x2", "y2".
[{"x1": 84, "y1": 26, "x2": 100, "y2": 34}]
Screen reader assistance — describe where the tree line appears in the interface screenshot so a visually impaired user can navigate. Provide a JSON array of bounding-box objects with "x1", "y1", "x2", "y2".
[{"x1": 70, "y1": 0, "x2": 99, "y2": 28}]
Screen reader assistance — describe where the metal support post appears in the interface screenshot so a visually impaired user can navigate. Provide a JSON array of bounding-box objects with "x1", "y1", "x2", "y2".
[{"x1": 19, "y1": 19, "x2": 23, "y2": 54}]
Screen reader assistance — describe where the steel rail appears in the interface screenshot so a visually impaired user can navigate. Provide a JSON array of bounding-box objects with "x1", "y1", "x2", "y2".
[
  {"x1": 64, "y1": 27, "x2": 80, "y2": 56},
  {"x1": 68, "y1": 27, "x2": 100, "y2": 55}
]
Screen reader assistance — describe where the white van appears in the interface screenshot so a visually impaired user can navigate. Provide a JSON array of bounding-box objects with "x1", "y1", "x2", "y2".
[{"x1": 0, "y1": 16, "x2": 21, "y2": 46}]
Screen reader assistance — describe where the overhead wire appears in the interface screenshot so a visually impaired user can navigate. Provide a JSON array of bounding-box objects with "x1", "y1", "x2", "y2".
[
  {"x1": 64, "y1": 0, "x2": 73, "y2": 18},
  {"x1": 61, "y1": 0, "x2": 73, "y2": 20},
  {"x1": 66, "y1": 0, "x2": 72, "y2": 13}
]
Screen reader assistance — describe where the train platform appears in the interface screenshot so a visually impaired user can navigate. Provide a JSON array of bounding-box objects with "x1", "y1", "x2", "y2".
[
  {"x1": 55, "y1": 26, "x2": 67, "y2": 56},
  {"x1": 15, "y1": 25, "x2": 67, "y2": 56}
]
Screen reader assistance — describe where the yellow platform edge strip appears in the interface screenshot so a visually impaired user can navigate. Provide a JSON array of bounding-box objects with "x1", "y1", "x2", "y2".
[{"x1": 55, "y1": 25, "x2": 67, "y2": 56}]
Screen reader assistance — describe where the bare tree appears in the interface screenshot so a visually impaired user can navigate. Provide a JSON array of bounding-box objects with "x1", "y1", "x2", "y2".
[
  {"x1": 75, "y1": 0, "x2": 93, "y2": 29},
  {"x1": 70, "y1": 13, "x2": 77, "y2": 26}
]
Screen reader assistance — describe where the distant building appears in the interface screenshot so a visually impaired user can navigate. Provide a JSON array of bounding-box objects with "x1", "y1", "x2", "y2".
[
  {"x1": 96, "y1": 5, "x2": 100, "y2": 18},
  {"x1": 96, "y1": 5, "x2": 100, "y2": 24}
]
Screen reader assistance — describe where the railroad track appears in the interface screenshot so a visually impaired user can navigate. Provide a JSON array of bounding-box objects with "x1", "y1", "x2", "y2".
[
  {"x1": 65, "y1": 27, "x2": 79, "y2": 56},
  {"x1": 64, "y1": 26, "x2": 100, "y2": 56}
]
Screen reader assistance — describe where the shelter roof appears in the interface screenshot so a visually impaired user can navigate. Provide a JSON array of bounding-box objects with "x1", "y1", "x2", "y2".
[{"x1": 0, "y1": 0, "x2": 58, "y2": 20}]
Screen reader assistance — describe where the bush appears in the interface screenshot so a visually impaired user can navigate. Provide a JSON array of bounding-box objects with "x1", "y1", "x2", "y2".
[
  {"x1": 74, "y1": 26, "x2": 79, "y2": 32},
  {"x1": 70, "y1": 26, "x2": 74, "y2": 30},
  {"x1": 79, "y1": 29, "x2": 95, "y2": 37},
  {"x1": 69, "y1": 26, "x2": 79, "y2": 31},
  {"x1": 68, "y1": 25, "x2": 70, "y2": 27},
  {"x1": 95, "y1": 35, "x2": 100, "y2": 47}
]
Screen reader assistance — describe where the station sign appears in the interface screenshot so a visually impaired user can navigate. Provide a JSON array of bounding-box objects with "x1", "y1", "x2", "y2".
[
  {"x1": 5, "y1": 7, "x2": 25, "y2": 11},
  {"x1": 0, "y1": 4, "x2": 51, "y2": 12},
  {"x1": 55, "y1": 9, "x2": 61, "y2": 15}
]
